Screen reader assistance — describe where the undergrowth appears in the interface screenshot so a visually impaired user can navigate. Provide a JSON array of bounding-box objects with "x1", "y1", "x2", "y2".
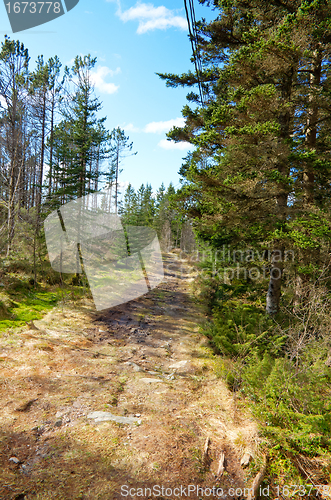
[
  {"x1": 0, "y1": 250, "x2": 91, "y2": 332},
  {"x1": 197, "y1": 249, "x2": 331, "y2": 492}
]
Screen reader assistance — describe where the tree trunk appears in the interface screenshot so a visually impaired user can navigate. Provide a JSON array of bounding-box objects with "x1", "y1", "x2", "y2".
[
  {"x1": 266, "y1": 245, "x2": 284, "y2": 315},
  {"x1": 48, "y1": 96, "x2": 55, "y2": 197},
  {"x1": 265, "y1": 69, "x2": 293, "y2": 314},
  {"x1": 115, "y1": 145, "x2": 119, "y2": 213}
]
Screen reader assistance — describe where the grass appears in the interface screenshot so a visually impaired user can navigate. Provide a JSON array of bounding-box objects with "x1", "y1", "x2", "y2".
[
  {"x1": 0, "y1": 290, "x2": 59, "y2": 331},
  {"x1": 0, "y1": 270, "x2": 89, "y2": 332}
]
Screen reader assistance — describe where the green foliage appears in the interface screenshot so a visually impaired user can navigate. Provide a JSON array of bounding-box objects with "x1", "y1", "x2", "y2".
[
  {"x1": 206, "y1": 301, "x2": 283, "y2": 358},
  {"x1": 242, "y1": 354, "x2": 331, "y2": 456},
  {"x1": 197, "y1": 245, "x2": 331, "y2": 476},
  {"x1": 204, "y1": 285, "x2": 331, "y2": 461}
]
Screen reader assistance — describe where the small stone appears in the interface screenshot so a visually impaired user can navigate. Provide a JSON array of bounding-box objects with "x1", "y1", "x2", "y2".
[
  {"x1": 87, "y1": 411, "x2": 141, "y2": 425},
  {"x1": 169, "y1": 360, "x2": 188, "y2": 369},
  {"x1": 135, "y1": 413, "x2": 141, "y2": 417},
  {"x1": 9, "y1": 457, "x2": 20, "y2": 464},
  {"x1": 54, "y1": 420, "x2": 62, "y2": 427},
  {"x1": 125, "y1": 361, "x2": 143, "y2": 372},
  {"x1": 240, "y1": 452, "x2": 253, "y2": 467},
  {"x1": 140, "y1": 378, "x2": 164, "y2": 384}
]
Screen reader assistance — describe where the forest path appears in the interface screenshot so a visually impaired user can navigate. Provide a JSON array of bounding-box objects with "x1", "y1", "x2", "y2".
[{"x1": 0, "y1": 251, "x2": 259, "y2": 500}]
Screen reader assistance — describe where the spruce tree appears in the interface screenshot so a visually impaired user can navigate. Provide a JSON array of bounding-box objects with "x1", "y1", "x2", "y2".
[{"x1": 120, "y1": 183, "x2": 138, "y2": 225}]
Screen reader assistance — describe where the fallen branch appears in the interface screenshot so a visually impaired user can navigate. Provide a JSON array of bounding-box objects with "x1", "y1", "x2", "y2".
[
  {"x1": 26, "y1": 321, "x2": 40, "y2": 331},
  {"x1": 216, "y1": 451, "x2": 225, "y2": 477},
  {"x1": 203, "y1": 436, "x2": 211, "y2": 466},
  {"x1": 15, "y1": 398, "x2": 38, "y2": 412},
  {"x1": 247, "y1": 455, "x2": 268, "y2": 500}
]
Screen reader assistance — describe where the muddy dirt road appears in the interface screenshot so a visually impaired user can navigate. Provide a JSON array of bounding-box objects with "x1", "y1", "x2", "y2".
[{"x1": 0, "y1": 252, "x2": 260, "y2": 499}]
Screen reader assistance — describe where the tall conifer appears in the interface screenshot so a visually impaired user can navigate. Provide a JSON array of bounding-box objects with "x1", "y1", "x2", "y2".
[{"x1": 159, "y1": 0, "x2": 331, "y2": 314}]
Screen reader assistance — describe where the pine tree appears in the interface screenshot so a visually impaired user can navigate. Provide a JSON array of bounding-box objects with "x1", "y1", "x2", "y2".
[
  {"x1": 52, "y1": 55, "x2": 108, "y2": 202},
  {"x1": 158, "y1": 0, "x2": 331, "y2": 314},
  {"x1": 45, "y1": 56, "x2": 63, "y2": 199},
  {"x1": 135, "y1": 183, "x2": 154, "y2": 226},
  {"x1": 29, "y1": 56, "x2": 51, "y2": 219},
  {"x1": 108, "y1": 127, "x2": 137, "y2": 213},
  {"x1": 49, "y1": 120, "x2": 75, "y2": 207},
  {"x1": 0, "y1": 36, "x2": 30, "y2": 255}
]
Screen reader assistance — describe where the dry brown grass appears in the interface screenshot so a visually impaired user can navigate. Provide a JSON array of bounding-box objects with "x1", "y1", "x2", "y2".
[{"x1": 0, "y1": 253, "x2": 261, "y2": 499}]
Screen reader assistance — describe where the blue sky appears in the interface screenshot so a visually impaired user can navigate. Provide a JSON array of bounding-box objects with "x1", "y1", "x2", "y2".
[{"x1": 0, "y1": 0, "x2": 212, "y2": 193}]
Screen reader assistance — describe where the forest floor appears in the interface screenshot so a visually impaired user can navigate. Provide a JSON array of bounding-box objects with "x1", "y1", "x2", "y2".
[{"x1": 0, "y1": 251, "x2": 262, "y2": 500}]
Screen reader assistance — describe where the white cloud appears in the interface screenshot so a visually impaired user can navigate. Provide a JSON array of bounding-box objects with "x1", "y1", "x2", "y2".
[
  {"x1": 90, "y1": 66, "x2": 120, "y2": 94},
  {"x1": 158, "y1": 139, "x2": 191, "y2": 150},
  {"x1": 137, "y1": 16, "x2": 187, "y2": 34},
  {"x1": 144, "y1": 117, "x2": 185, "y2": 134},
  {"x1": 114, "y1": 118, "x2": 186, "y2": 134},
  {"x1": 112, "y1": 2, "x2": 187, "y2": 34},
  {"x1": 122, "y1": 123, "x2": 140, "y2": 132}
]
